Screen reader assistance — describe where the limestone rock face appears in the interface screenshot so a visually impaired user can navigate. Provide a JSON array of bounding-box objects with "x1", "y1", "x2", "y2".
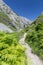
[{"x1": 0, "y1": 0, "x2": 31, "y2": 31}]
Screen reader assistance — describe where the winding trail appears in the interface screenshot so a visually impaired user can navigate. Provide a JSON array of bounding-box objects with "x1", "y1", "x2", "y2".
[{"x1": 19, "y1": 33, "x2": 43, "y2": 65}]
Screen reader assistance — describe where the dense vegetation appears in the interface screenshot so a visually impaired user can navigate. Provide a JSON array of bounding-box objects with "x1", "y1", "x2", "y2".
[
  {"x1": 25, "y1": 14, "x2": 43, "y2": 59},
  {"x1": 0, "y1": 32, "x2": 27, "y2": 65}
]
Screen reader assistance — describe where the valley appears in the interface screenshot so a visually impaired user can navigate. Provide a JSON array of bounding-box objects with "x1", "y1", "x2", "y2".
[{"x1": 0, "y1": 0, "x2": 43, "y2": 65}]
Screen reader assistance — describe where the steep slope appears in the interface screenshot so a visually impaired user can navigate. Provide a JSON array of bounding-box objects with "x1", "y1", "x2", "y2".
[
  {"x1": 20, "y1": 16, "x2": 31, "y2": 27},
  {"x1": 25, "y1": 14, "x2": 43, "y2": 60},
  {"x1": 0, "y1": 0, "x2": 31, "y2": 31},
  {"x1": 0, "y1": 11, "x2": 16, "y2": 32},
  {"x1": 25, "y1": 14, "x2": 43, "y2": 32}
]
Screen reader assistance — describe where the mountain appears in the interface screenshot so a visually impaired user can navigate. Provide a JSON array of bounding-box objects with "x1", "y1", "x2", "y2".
[
  {"x1": 0, "y1": 0, "x2": 31, "y2": 32},
  {"x1": 20, "y1": 16, "x2": 31, "y2": 25},
  {"x1": 25, "y1": 14, "x2": 43, "y2": 59}
]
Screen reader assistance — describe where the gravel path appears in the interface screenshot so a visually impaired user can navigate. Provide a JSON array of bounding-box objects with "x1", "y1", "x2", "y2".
[{"x1": 19, "y1": 33, "x2": 43, "y2": 65}]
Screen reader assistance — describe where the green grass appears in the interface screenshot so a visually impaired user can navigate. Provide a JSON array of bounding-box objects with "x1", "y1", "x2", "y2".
[{"x1": 25, "y1": 14, "x2": 43, "y2": 60}]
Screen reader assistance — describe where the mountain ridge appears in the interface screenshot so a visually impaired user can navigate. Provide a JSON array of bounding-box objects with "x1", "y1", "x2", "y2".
[{"x1": 0, "y1": 0, "x2": 31, "y2": 32}]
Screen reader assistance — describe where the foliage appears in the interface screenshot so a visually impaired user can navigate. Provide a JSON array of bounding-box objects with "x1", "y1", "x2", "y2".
[
  {"x1": 25, "y1": 17, "x2": 43, "y2": 59},
  {"x1": 0, "y1": 32, "x2": 27, "y2": 65}
]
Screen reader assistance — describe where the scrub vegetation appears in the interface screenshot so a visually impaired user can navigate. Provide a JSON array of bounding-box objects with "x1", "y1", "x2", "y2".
[{"x1": 25, "y1": 14, "x2": 43, "y2": 59}]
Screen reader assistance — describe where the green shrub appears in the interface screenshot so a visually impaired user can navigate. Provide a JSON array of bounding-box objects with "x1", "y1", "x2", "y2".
[
  {"x1": 0, "y1": 32, "x2": 27, "y2": 65},
  {"x1": 25, "y1": 21, "x2": 43, "y2": 59}
]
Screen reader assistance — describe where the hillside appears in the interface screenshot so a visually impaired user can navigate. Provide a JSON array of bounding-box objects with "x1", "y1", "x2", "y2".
[
  {"x1": 0, "y1": 11, "x2": 16, "y2": 32},
  {"x1": 25, "y1": 14, "x2": 43, "y2": 59},
  {"x1": 0, "y1": 0, "x2": 43, "y2": 65},
  {"x1": 0, "y1": 0, "x2": 31, "y2": 32}
]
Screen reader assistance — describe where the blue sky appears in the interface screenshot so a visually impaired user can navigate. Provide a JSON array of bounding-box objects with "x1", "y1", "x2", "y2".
[{"x1": 3, "y1": 0, "x2": 43, "y2": 20}]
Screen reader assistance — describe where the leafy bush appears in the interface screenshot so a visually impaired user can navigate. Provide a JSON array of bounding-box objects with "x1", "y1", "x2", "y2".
[
  {"x1": 25, "y1": 21, "x2": 43, "y2": 59},
  {"x1": 0, "y1": 32, "x2": 27, "y2": 65}
]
